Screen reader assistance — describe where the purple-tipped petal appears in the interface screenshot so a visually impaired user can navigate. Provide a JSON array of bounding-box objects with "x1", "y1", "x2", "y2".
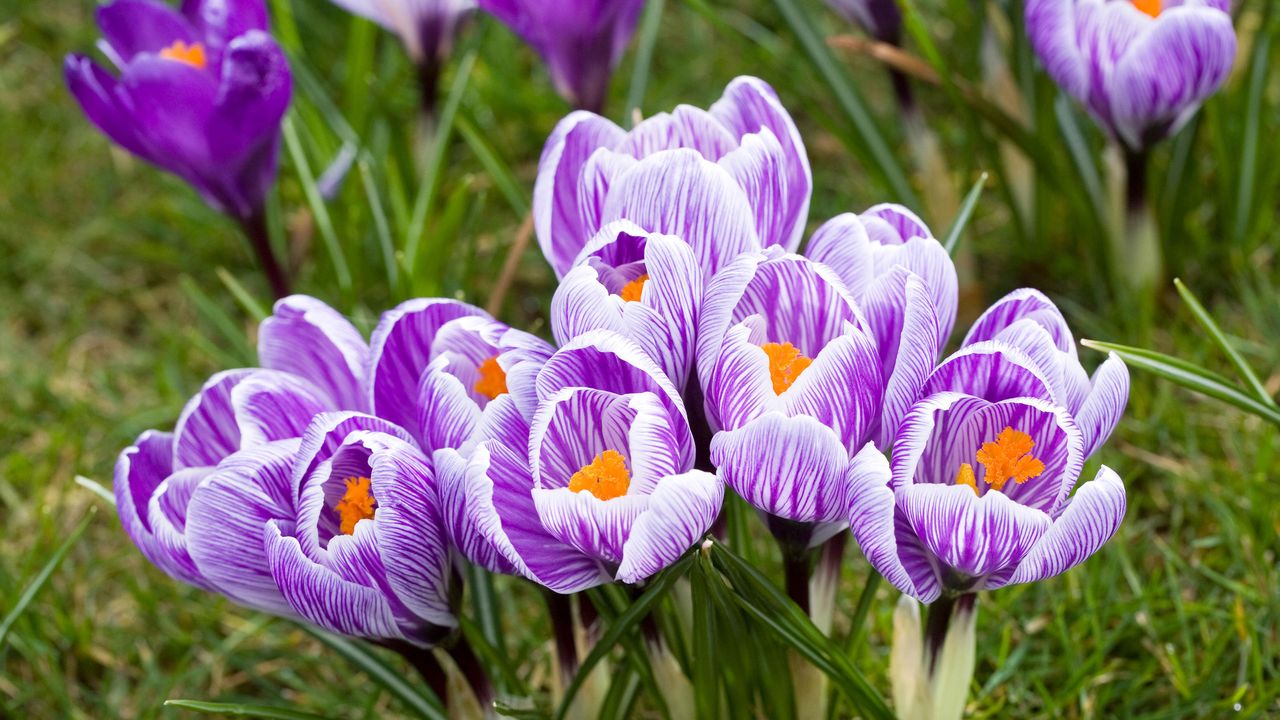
[
  {"x1": 230, "y1": 371, "x2": 329, "y2": 448},
  {"x1": 898, "y1": 483, "x2": 1051, "y2": 581},
  {"x1": 1007, "y1": 466, "x2": 1126, "y2": 585},
  {"x1": 963, "y1": 288, "x2": 1075, "y2": 354},
  {"x1": 615, "y1": 469, "x2": 723, "y2": 583},
  {"x1": 258, "y1": 295, "x2": 368, "y2": 411},
  {"x1": 172, "y1": 369, "x2": 254, "y2": 469},
  {"x1": 921, "y1": 343, "x2": 1056, "y2": 406}
]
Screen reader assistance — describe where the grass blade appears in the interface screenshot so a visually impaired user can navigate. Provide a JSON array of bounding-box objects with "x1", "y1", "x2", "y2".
[
  {"x1": 1232, "y1": 27, "x2": 1271, "y2": 247},
  {"x1": 74, "y1": 475, "x2": 116, "y2": 506},
  {"x1": 1054, "y1": 96, "x2": 1105, "y2": 212},
  {"x1": 216, "y1": 267, "x2": 270, "y2": 322},
  {"x1": 0, "y1": 509, "x2": 95, "y2": 648},
  {"x1": 163, "y1": 700, "x2": 334, "y2": 719},
  {"x1": 942, "y1": 172, "x2": 988, "y2": 254},
  {"x1": 303, "y1": 627, "x2": 447, "y2": 720},
  {"x1": 1173, "y1": 279, "x2": 1274, "y2": 406},
  {"x1": 281, "y1": 115, "x2": 353, "y2": 295},
  {"x1": 358, "y1": 157, "x2": 401, "y2": 295},
  {"x1": 624, "y1": 0, "x2": 666, "y2": 125},
  {"x1": 455, "y1": 114, "x2": 530, "y2": 216}
]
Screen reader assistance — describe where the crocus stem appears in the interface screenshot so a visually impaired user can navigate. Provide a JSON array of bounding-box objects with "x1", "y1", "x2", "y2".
[
  {"x1": 782, "y1": 549, "x2": 811, "y2": 616},
  {"x1": 447, "y1": 632, "x2": 495, "y2": 714},
  {"x1": 922, "y1": 593, "x2": 978, "y2": 720},
  {"x1": 237, "y1": 210, "x2": 290, "y2": 299},
  {"x1": 1107, "y1": 144, "x2": 1162, "y2": 310},
  {"x1": 809, "y1": 532, "x2": 846, "y2": 636},
  {"x1": 417, "y1": 56, "x2": 441, "y2": 127},
  {"x1": 544, "y1": 590, "x2": 580, "y2": 687}
]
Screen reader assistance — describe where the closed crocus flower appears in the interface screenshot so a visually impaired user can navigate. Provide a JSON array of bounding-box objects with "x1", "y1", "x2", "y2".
[
  {"x1": 65, "y1": 0, "x2": 292, "y2": 222},
  {"x1": 115, "y1": 295, "x2": 370, "y2": 601},
  {"x1": 477, "y1": 0, "x2": 645, "y2": 113},
  {"x1": 534, "y1": 76, "x2": 811, "y2": 278},
  {"x1": 826, "y1": 0, "x2": 903, "y2": 45},
  {"x1": 848, "y1": 345, "x2": 1128, "y2": 603},
  {"x1": 264, "y1": 413, "x2": 456, "y2": 643},
  {"x1": 1025, "y1": 0, "x2": 1236, "y2": 150},
  {"x1": 700, "y1": 248, "x2": 943, "y2": 547},
  {"x1": 551, "y1": 220, "x2": 702, "y2": 390},
  {"x1": 436, "y1": 331, "x2": 723, "y2": 592},
  {"x1": 366, "y1": 298, "x2": 554, "y2": 453}
]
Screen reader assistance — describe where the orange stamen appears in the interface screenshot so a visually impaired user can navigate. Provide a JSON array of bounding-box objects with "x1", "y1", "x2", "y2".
[
  {"x1": 955, "y1": 463, "x2": 979, "y2": 496},
  {"x1": 974, "y1": 427, "x2": 1045, "y2": 493},
  {"x1": 1131, "y1": 0, "x2": 1161, "y2": 18},
  {"x1": 335, "y1": 476, "x2": 376, "y2": 535},
  {"x1": 568, "y1": 449, "x2": 631, "y2": 501},
  {"x1": 761, "y1": 342, "x2": 813, "y2": 395},
  {"x1": 159, "y1": 40, "x2": 207, "y2": 69},
  {"x1": 474, "y1": 356, "x2": 508, "y2": 400},
  {"x1": 619, "y1": 274, "x2": 650, "y2": 303}
]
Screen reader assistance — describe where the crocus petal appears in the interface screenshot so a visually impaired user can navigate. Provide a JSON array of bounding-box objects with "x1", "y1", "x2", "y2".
[
  {"x1": 532, "y1": 487, "x2": 649, "y2": 565},
  {"x1": 899, "y1": 483, "x2": 1052, "y2": 581},
  {"x1": 1075, "y1": 354, "x2": 1130, "y2": 458},
  {"x1": 846, "y1": 444, "x2": 942, "y2": 601},
  {"x1": 182, "y1": 0, "x2": 270, "y2": 57},
  {"x1": 859, "y1": 268, "x2": 941, "y2": 446},
  {"x1": 290, "y1": 412, "x2": 415, "y2": 506},
  {"x1": 963, "y1": 288, "x2": 1075, "y2": 355},
  {"x1": 96, "y1": 0, "x2": 196, "y2": 65},
  {"x1": 65, "y1": 55, "x2": 150, "y2": 158},
  {"x1": 230, "y1": 371, "x2": 329, "y2": 448},
  {"x1": 1025, "y1": 0, "x2": 1089, "y2": 101},
  {"x1": 145, "y1": 466, "x2": 213, "y2": 588},
  {"x1": 529, "y1": 387, "x2": 637, "y2": 491},
  {"x1": 719, "y1": 128, "x2": 797, "y2": 251},
  {"x1": 803, "y1": 213, "x2": 876, "y2": 299},
  {"x1": 172, "y1": 369, "x2": 254, "y2": 469},
  {"x1": 117, "y1": 429, "x2": 211, "y2": 588},
  {"x1": 116, "y1": 55, "x2": 220, "y2": 192},
  {"x1": 1007, "y1": 466, "x2": 1127, "y2": 585},
  {"x1": 618, "y1": 106, "x2": 739, "y2": 160},
  {"x1": 782, "y1": 328, "x2": 883, "y2": 452},
  {"x1": 700, "y1": 321, "x2": 778, "y2": 432},
  {"x1": 615, "y1": 470, "x2": 723, "y2": 584},
  {"x1": 921, "y1": 342, "x2": 1056, "y2": 406},
  {"x1": 258, "y1": 295, "x2": 368, "y2": 411},
  {"x1": 710, "y1": 413, "x2": 851, "y2": 524}
]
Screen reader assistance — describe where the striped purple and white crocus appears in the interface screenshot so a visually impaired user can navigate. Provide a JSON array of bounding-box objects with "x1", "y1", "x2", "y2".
[
  {"x1": 534, "y1": 76, "x2": 811, "y2": 279},
  {"x1": 435, "y1": 331, "x2": 724, "y2": 593},
  {"x1": 1025, "y1": 0, "x2": 1236, "y2": 150}
]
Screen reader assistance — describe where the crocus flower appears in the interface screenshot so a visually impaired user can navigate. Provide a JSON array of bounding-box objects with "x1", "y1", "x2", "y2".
[
  {"x1": 825, "y1": 0, "x2": 902, "y2": 45},
  {"x1": 435, "y1": 331, "x2": 723, "y2": 592},
  {"x1": 477, "y1": 0, "x2": 645, "y2": 113},
  {"x1": 550, "y1": 220, "x2": 702, "y2": 389},
  {"x1": 264, "y1": 412, "x2": 456, "y2": 643},
  {"x1": 700, "y1": 248, "x2": 943, "y2": 547},
  {"x1": 65, "y1": 0, "x2": 292, "y2": 222},
  {"x1": 847, "y1": 342, "x2": 1129, "y2": 603},
  {"x1": 534, "y1": 76, "x2": 811, "y2": 278},
  {"x1": 1025, "y1": 0, "x2": 1236, "y2": 150},
  {"x1": 365, "y1": 298, "x2": 554, "y2": 453},
  {"x1": 115, "y1": 295, "x2": 370, "y2": 611}
]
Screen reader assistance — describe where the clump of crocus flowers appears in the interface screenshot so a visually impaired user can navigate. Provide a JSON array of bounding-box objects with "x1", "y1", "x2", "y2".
[{"x1": 114, "y1": 76, "x2": 1130, "y2": 719}]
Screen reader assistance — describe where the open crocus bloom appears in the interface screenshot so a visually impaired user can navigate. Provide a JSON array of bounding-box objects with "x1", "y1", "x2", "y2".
[
  {"x1": 534, "y1": 76, "x2": 811, "y2": 278},
  {"x1": 825, "y1": 0, "x2": 903, "y2": 45},
  {"x1": 551, "y1": 220, "x2": 702, "y2": 390},
  {"x1": 366, "y1": 298, "x2": 554, "y2": 453},
  {"x1": 848, "y1": 346, "x2": 1128, "y2": 603},
  {"x1": 436, "y1": 331, "x2": 723, "y2": 592},
  {"x1": 265, "y1": 413, "x2": 455, "y2": 643},
  {"x1": 65, "y1": 0, "x2": 292, "y2": 220},
  {"x1": 477, "y1": 0, "x2": 645, "y2": 113},
  {"x1": 1025, "y1": 0, "x2": 1236, "y2": 150},
  {"x1": 701, "y1": 249, "x2": 941, "y2": 545},
  {"x1": 115, "y1": 296, "x2": 369, "y2": 603}
]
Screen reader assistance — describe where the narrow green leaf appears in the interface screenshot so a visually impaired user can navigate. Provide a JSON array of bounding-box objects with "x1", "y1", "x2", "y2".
[
  {"x1": 1173, "y1": 279, "x2": 1274, "y2": 406},
  {"x1": 281, "y1": 115, "x2": 353, "y2": 295},
  {"x1": 1082, "y1": 339, "x2": 1280, "y2": 428},
  {"x1": 943, "y1": 172, "x2": 988, "y2": 255},
  {"x1": 769, "y1": 0, "x2": 919, "y2": 207},
  {"x1": 0, "y1": 510, "x2": 95, "y2": 648},
  {"x1": 358, "y1": 157, "x2": 401, "y2": 295},
  {"x1": 690, "y1": 557, "x2": 721, "y2": 720},
  {"x1": 179, "y1": 276, "x2": 253, "y2": 366},
  {"x1": 303, "y1": 627, "x2": 447, "y2": 720},
  {"x1": 624, "y1": 0, "x2": 666, "y2": 125},
  {"x1": 74, "y1": 475, "x2": 116, "y2": 506},
  {"x1": 555, "y1": 554, "x2": 694, "y2": 720},
  {"x1": 455, "y1": 114, "x2": 530, "y2": 216},
  {"x1": 215, "y1": 267, "x2": 269, "y2": 322},
  {"x1": 1232, "y1": 28, "x2": 1270, "y2": 247},
  {"x1": 1054, "y1": 96, "x2": 1105, "y2": 213},
  {"x1": 163, "y1": 700, "x2": 333, "y2": 719}
]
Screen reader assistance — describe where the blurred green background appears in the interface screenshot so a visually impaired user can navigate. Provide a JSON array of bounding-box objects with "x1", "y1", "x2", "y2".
[{"x1": 1, "y1": 0, "x2": 1278, "y2": 716}]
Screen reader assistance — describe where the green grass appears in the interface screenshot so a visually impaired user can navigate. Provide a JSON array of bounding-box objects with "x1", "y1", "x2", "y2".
[{"x1": 2, "y1": 0, "x2": 1279, "y2": 717}]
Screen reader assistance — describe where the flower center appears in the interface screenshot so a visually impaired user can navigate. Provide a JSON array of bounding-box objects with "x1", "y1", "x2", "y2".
[
  {"x1": 474, "y1": 356, "x2": 508, "y2": 400},
  {"x1": 1131, "y1": 0, "x2": 1161, "y2": 18},
  {"x1": 760, "y1": 342, "x2": 813, "y2": 395},
  {"x1": 568, "y1": 449, "x2": 631, "y2": 501},
  {"x1": 954, "y1": 427, "x2": 1045, "y2": 496},
  {"x1": 619, "y1": 274, "x2": 650, "y2": 303},
  {"x1": 334, "y1": 476, "x2": 376, "y2": 535},
  {"x1": 159, "y1": 40, "x2": 207, "y2": 69}
]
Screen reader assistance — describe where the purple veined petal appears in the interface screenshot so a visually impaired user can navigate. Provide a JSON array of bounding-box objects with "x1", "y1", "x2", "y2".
[
  {"x1": 1006, "y1": 465, "x2": 1126, "y2": 586},
  {"x1": 700, "y1": 320, "x2": 780, "y2": 433},
  {"x1": 576, "y1": 150, "x2": 640, "y2": 253},
  {"x1": 1075, "y1": 353, "x2": 1130, "y2": 458},
  {"x1": 532, "y1": 486, "x2": 649, "y2": 566},
  {"x1": 898, "y1": 482, "x2": 1052, "y2": 583},
  {"x1": 871, "y1": 241, "x2": 956, "y2": 348},
  {"x1": 921, "y1": 341, "x2": 1057, "y2": 405},
  {"x1": 618, "y1": 392, "x2": 690, "y2": 495},
  {"x1": 258, "y1": 295, "x2": 368, "y2": 412},
  {"x1": 710, "y1": 412, "x2": 852, "y2": 524},
  {"x1": 719, "y1": 128, "x2": 800, "y2": 252},
  {"x1": 435, "y1": 446, "x2": 520, "y2": 576},
  {"x1": 290, "y1": 411, "x2": 415, "y2": 506},
  {"x1": 599, "y1": 148, "x2": 763, "y2": 275},
  {"x1": 115, "y1": 430, "x2": 175, "y2": 545},
  {"x1": 367, "y1": 297, "x2": 490, "y2": 433},
  {"x1": 417, "y1": 356, "x2": 483, "y2": 453},
  {"x1": 963, "y1": 288, "x2": 1076, "y2": 356},
  {"x1": 623, "y1": 232, "x2": 703, "y2": 387},
  {"x1": 616, "y1": 469, "x2": 723, "y2": 584},
  {"x1": 861, "y1": 203, "x2": 931, "y2": 246},
  {"x1": 981, "y1": 318, "x2": 1092, "y2": 414},
  {"x1": 186, "y1": 439, "x2": 300, "y2": 616},
  {"x1": 534, "y1": 111, "x2": 628, "y2": 277},
  {"x1": 859, "y1": 268, "x2": 942, "y2": 447},
  {"x1": 803, "y1": 213, "x2": 876, "y2": 299},
  {"x1": 616, "y1": 105, "x2": 740, "y2": 160},
  {"x1": 782, "y1": 326, "x2": 884, "y2": 452},
  {"x1": 694, "y1": 249, "x2": 769, "y2": 379},
  {"x1": 172, "y1": 369, "x2": 255, "y2": 470},
  {"x1": 265, "y1": 519, "x2": 407, "y2": 640},
  {"x1": 96, "y1": 0, "x2": 197, "y2": 67},
  {"x1": 1025, "y1": 0, "x2": 1090, "y2": 101},
  {"x1": 708, "y1": 76, "x2": 812, "y2": 249},
  {"x1": 145, "y1": 465, "x2": 215, "y2": 588},
  {"x1": 529, "y1": 387, "x2": 639, "y2": 491},
  {"x1": 64, "y1": 55, "x2": 151, "y2": 158},
  {"x1": 230, "y1": 370, "x2": 329, "y2": 448},
  {"x1": 1108, "y1": 5, "x2": 1236, "y2": 149},
  {"x1": 890, "y1": 392, "x2": 990, "y2": 491},
  {"x1": 551, "y1": 265, "x2": 628, "y2": 347}
]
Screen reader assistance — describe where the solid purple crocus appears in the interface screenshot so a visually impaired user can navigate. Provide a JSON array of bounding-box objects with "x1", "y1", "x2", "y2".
[
  {"x1": 435, "y1": 331, "x2": 723, "y2": 592},
  {"x1": 700, "y1": 248, "x2": 943, "y2": 547},
  {"x1": 264, "y1": 412, "x2": 455, "y2": 643},
  {"x1": 65, "y1": 0, "x2": 292, "y2": 222},
  {"x1": 534, "y1": 76, "x2": 811, "y2": 278},
  {"x1": 826, "y1": 0, "x2": 903, "y2": 45},
  {"x1": 477, "y1": 0, "x2": 645, "y2": 113},
  {"x1": 115, "y1": 295, "x2": 369, "y2": 613},
  {"x1": 847, "y1": 337, "x2": 1129, "y2": 603},
  {"x1": 1025, "y1": 0, "x2": 1236, "y2": 150}
]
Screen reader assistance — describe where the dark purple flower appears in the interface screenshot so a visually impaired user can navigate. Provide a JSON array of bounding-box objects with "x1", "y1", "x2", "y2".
[
  {"x1": 477, "y1": 0, "x2": 646, "y2": 112},
  {"x1": 65, "y1": 0, "x2": 291, "y2": 220},
  {"x1": 1026, "y1": 0, "x2": 1236, "y2": 150},
  {"x1": 826, "y1": 0, "x2": 903, "y2": 45}
]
